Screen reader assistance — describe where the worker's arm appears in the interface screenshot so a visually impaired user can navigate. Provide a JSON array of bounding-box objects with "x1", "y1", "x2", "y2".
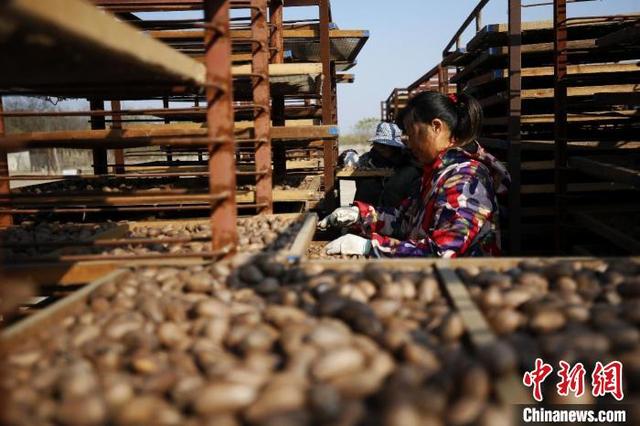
[{"x1": 362, "y1": 169, "x2": 498, "y2": 258}]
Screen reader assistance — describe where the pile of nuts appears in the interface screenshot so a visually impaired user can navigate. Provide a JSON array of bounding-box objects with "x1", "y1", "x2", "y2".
[
  {"x1": 100, "y1": 216, "x2": 303, "y2": 256},
  {"x1": 3, "y1": 216, "x2": 303, "y2": 259},
  {"x1": 460, "y1": 259, "x2": 640, "y2": 403},
  {"x1": 17, "y1": 178, "x2": 199, "y2": 195},
  {"x1": 2, "y1": 260, "x2": 513, "y2": 425},
  {"x1": 1, "y1": 221, "x2": 118, "y2": 259}
]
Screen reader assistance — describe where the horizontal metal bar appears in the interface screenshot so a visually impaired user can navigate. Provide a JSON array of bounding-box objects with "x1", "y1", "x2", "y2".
[
  {"x1": 2, "y1": 236, "x2": 212, "y2": 249},
  {"x1": 443, "y1": 0, "x2": 491, "y2": 55},
  {"x1": 236, "y1": 170, "x2": 268, "y2": 176},
  {"x1": 7, "y1": 248, "x2": 233, "y2": 265}
]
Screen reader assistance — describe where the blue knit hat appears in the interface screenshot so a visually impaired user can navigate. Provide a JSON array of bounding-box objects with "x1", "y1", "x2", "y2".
[{"x1": 369, "y1": 122, "x2": 405, "y2": 149}]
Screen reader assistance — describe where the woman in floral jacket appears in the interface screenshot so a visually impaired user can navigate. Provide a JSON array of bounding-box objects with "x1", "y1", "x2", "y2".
[{"x1": 319, "y1": 91, "x2": 510, "y2": 258}]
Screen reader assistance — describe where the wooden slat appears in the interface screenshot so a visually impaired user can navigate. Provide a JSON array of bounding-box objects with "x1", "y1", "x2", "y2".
[
  {"x1": 1, "y1": 125, "x2": 339, "y2": 151},
  {"x1": 232, "y1": 62, "x2": 322, "y2": 76},
  {"x1": 521, "y1": 181, "x2": 633, "y2": 194},
  {"x1": 285, "y1": 213, "x2": 318, "y2": 259},
  {"x1": 459, "y1": 62, "x2": 640, "y2": 85},
  {"x1": 574, "y1": 212, "x2": 640, "y2": 253},
  {"x1": 0, "y1": 0, "x2": 205, "y2": 92},
  {"x1": 0, "y1": 269, "x2": 126, "y2": 349},
  {"x1": 569, "y1": 156, "x2": 640, "y2": 188}
]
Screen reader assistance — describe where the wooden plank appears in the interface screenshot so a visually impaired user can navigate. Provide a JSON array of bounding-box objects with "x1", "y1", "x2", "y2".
[
  {"x1": 0, "y1": 0, "x2": 205, "y2": 91},
  {"x1": 150, "y1": 28, "x2": 368, "y2": 40},
  {"x1": 94, "y1": 0, "x2": 321, "y2": 11},
  {"x1": 574, "y1": 212, "x2": 640, "y2": 253},
  {"x1": 484, "y1": 110, "x2": 639, "y2": 126},
  {"x1": 522, "y1": 181, "x2": 633, "y2": 194},
  {"x1": 597, "y1": 22, "x2": 640, "y2": 47},
  {"x1": 52, "y1": 223, "x2": 129, "y2": 257},
  {"x1": 436, "y1": 267, "x2": 495, "y2": 347},
  {"x1": 0, "y1": 269, "x2": 126, "y2": 350},
  {"x1": 285, "y1": 213, "x2": 318, "y2": 260},
  {"x1": 569, "y1": 156, "x2": 640, "y2": 188},
  {"x1": 232, "y1": 62, "x2": 322, "y2": 76},
  {"x1": 434, "y1": 266, "x2": 536, "y2": 406},
  {"x1": 1, "y1": 125, "x2": 340, "y2": 151}
]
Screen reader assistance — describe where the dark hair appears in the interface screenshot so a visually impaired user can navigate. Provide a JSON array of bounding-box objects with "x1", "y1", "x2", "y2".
[{"x1": 397, "y1": 91, "x2": 483, "y2": 146}]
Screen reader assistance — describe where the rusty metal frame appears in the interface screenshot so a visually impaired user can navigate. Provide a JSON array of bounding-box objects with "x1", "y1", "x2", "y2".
[
  {"x1": 507, "y1": 0, "x2": 523, "y2": 255},
  {"x1": 110, "y1": 100, "x2": 126, "y2": 174},
  {"x1": 320, "y1": 0, "x2": 336, "y2": 209},
  {"x1": 553, "y1": 0, "x2": 568, "y2": 254},
  {"x1": 205, "y1": 0, "x2": 238, "y2": 253},
  {"x1": 0, "y1": 96, "x2": 10, "y2": 226},
  {"x1": 89, "y1": 99, "x2": 109, "y2": 175},
  {"x1": 269, "y1": 0, "x2": 287, "y2": 180},
  {"x1": 251, "y1": 0, "x2": 272, "y2": 214}
]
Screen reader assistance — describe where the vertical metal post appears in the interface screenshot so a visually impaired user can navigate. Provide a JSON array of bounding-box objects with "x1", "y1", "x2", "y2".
[
  {"x1": 380, "y1": 101, "x2": 385, "y2": 121},
  {"x1": 252, "y1": 0, "x2": 272, "y2": 214},
  {"x1": 89, "y1": 99, "x2": 108, "y2": 175},
  {"x1": 393, "y1": 89, "x2": 399, "y2": 122},
  {"x1": 269, "y1": 0, "x2": 284, "y2": 64},
  {"x1": 507, "y1": 0, "x2": 522, "y2": 255},
  {"x1": 270, "y1": 0, "x2": 286, "y2": 181},
  {"x1": 0, "y1": 97, "x2": 11, "y2": 226},
  {"x1": 111, "y1": 100, "x2": 125, "y2": 175},
  {"x1": 205, "y1": 0, "x2": 237, "y2": 253},
  {"x1": 320, "y1": 0, "x2": 336, "y2": 209},
  {"x1": 554, "y1": 0, "x2": 568, "y2": 254},
  {"x1": 163, "y1": 96, "x2": 174, "y2": 163},
  {"x1": 476, "y1": 11, "x2": 482, "y2": 32}
]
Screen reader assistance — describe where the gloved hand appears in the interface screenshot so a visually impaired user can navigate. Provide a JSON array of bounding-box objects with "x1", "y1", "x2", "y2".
[
  {"x1": 318, "y1": 206, "x2": 360, "y2": 230},
  {"x1": 325, "y1": 234, "x2": 371, "y2": 256}
]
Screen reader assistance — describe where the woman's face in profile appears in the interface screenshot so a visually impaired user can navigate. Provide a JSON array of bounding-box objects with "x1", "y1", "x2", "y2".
[{"x1": 404, "y1": 115, "x2": 452, "y2": 165}]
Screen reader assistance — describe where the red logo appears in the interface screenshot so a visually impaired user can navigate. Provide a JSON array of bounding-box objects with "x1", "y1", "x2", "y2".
[
  {"x1": 523, "y1": 358, "x2": 554, "y2": 402},
  {"x1": 556, "y1": 360, "x2": 586, "y2": 398},
  {"x1": 523, "y1": 359, "x2": 624, "y2": 402},
  {"x1": 592, "y1": 361, "x2": 624, "y2": 401}
]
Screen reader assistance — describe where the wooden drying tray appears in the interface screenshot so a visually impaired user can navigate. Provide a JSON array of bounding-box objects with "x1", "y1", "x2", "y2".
[
  {"x1": 456, "y1": 62, "x2": 640, "y2": 85},
  {"x1": 237, "y1": 178, "x2": 323, "y2": 204},
  {"x1": 483, "y1": 110, "x2": 639, "y2": 126},
  {"x1": 449, "y1": 39, "x2": 639, "y2": 79},
  {"x1": 480, "y1": 139, "x2": 640, "y2": 151},
  {"x1": 597, "y1": 21, "x2": 640, "y2": 48},
  {"x1": 151, "y1": 27, "x2": 369, "y2": 64},
  {"x1": 569, "y1": 156, "x2": 640, "y2": 189},
  {"x1": 232, "y1": 63, "x2": 323, "y2": 97},
  {"x1": 92, "y1": 0, "x2": 321, "y2": 12},
  {"x1": 0, "y1": 124, "x2": 339, "y2": 152},
  {"x1": 477, "y1": 83, "x2": 639, "y2": 109},
  {"x1": 466, "y1": 15, "x2": 640, "y2": 52},
  {"x1": 573, "y1": 212, "x2": 640, "y2": 254},
  {"x1": 0, "y1": 0, "x2": 205, "y2": 94},
  {"x1": 0, "y1": 214, "x2": 318, "y2": 330}
]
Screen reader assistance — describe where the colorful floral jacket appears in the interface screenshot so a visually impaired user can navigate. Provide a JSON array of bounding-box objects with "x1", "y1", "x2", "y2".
[{"x1": 353, "y1": 142, "x2": 510, "y2": 258}]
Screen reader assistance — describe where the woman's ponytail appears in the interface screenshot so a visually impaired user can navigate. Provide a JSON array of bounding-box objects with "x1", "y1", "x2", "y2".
[{"x1": 451, "y1": 92, "x2": 483, "y2": 146}]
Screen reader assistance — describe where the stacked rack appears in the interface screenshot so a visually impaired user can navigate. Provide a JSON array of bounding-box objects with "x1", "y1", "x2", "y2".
[
  {"x1": 447, "y1": 6, "x2": 640, "y2": 256},
  {"x1": 0, "y1": 0, "x2": 369, "y2": 265},
  {"x1": 94, "y1": 0, "x2": 367, "y2": 211},
  {"x1": 0, "y1": 0, "x2": 240, "y2": 259},
  {"x1": 381, "y1": 0, "x2": 639, "y2": 256}
]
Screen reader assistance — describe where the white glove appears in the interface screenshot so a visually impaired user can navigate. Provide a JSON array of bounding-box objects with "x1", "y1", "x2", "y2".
[
  {"x1": 318, "y1": 206, "x2": 360, "y2": 230},
  {"x1": 325, "y1": 234, "x2": 371, "y2": 256}
]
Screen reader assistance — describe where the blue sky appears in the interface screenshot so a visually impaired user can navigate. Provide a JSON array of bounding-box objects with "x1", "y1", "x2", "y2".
[
  {"x1": 292, "y1": 0, "x2": 639, "y2": 133},
  {"x1": 50, "y1": 1, "x2": 639, "y2": 133}
]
